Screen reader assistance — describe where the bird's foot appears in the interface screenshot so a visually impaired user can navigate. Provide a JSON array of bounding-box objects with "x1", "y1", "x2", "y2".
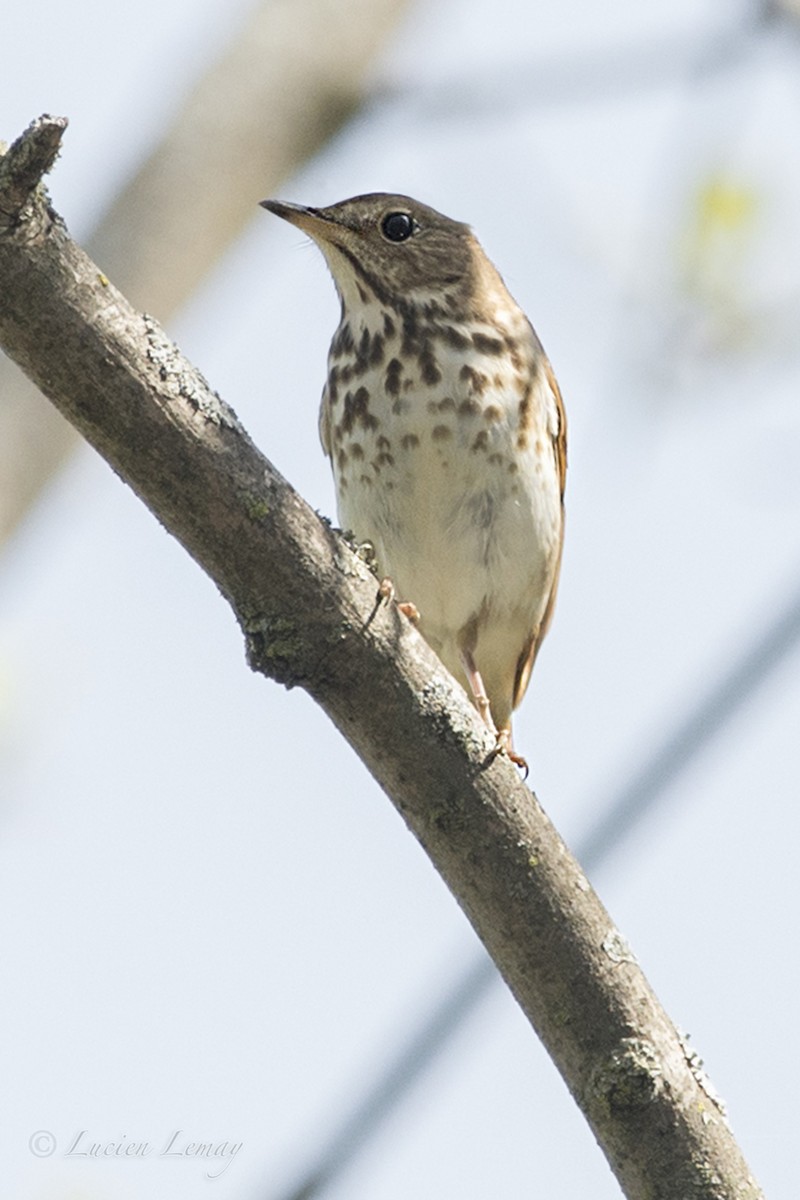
[
  {"x1": 378, "y1": 578, "x2": 420, "y2": 623},
  {"x1": 492, "y1": 728, "x2": 529, "y2": 779},
  {"x1": 459, "y1": 648, "x2": 528, "y2": 777}
]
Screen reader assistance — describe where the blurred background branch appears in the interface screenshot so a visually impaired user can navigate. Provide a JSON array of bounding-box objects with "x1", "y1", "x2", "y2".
[{"x1": 0, "y1": 0, "x2": 409, "y2": 547}]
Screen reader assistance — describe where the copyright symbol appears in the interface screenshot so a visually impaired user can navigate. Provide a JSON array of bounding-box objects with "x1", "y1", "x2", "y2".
[{"x1": 29, "y1": 1130, "x2": 56, "y2": 1157}]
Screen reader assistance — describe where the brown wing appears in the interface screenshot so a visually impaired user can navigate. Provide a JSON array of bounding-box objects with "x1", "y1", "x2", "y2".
[
  {"x1": 512, "y1": 360, "x2": 567, "y2": 711},
  {"x1": 546, "y1": 360, "x2": 567, "y2": 505}
]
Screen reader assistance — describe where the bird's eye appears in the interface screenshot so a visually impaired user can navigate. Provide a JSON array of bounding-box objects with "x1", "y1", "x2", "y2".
[{"x1": 381, "y1": 212, "x2": 414, "y2": 242}]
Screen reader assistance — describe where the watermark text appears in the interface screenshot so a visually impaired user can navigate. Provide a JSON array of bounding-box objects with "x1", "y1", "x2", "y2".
[{"x1": 29, "y1": 1129, "x2": 243, "y2": 1179}]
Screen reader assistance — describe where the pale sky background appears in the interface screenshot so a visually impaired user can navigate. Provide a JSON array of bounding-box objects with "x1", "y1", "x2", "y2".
[{"x1": 2, "y1": 1, "x2": 799, "y2": 1197}]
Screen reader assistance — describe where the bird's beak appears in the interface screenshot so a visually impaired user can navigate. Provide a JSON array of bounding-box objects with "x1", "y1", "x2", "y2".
[{"x1": 260, "y1": 199, "x2": 343, "y2": 247}]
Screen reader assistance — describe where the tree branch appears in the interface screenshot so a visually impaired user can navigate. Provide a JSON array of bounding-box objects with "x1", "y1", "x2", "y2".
[{"x1": 0, "y1": 117, "x2": 764, "y2": 1200}]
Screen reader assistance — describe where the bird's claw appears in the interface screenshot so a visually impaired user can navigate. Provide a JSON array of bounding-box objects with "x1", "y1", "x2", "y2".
[
  {"x1": 378, "y1": 578, "x2": 420, "y2": 623},
  {"x1": 492, "y1": 729, "x2": 529, "y2": 779}
]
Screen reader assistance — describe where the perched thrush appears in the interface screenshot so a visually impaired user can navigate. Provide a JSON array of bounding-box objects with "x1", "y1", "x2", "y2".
[{"x1": 261, "y1": 193, "x2": 566, "y2": 766}]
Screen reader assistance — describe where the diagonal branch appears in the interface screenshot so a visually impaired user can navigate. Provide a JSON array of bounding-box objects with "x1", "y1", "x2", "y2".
[{"x1": 0, "y1": 117, "x2": 763, "y2": 1200}]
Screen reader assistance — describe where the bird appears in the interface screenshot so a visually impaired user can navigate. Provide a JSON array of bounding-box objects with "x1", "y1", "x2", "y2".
[{"x1": 261, "y1": 193, "x2": 566, "y2": 768}]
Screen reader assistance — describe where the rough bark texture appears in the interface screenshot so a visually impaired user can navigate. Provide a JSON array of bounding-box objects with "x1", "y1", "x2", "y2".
[
  {"x1": 0, "y1": 118, "x2": 764, "y2": 1200},
  {"x1": 0, "y1": 0, "x2": 410, "y2": 544}
]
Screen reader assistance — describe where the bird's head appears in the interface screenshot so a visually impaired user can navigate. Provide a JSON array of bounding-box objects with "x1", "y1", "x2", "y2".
[{"x1": 261, "y1": 192, "x2": 486, "y2": 315}]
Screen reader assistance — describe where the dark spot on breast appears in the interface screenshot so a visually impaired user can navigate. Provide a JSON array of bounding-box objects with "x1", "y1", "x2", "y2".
[
  {"x1": 340, "y1": 387, "x2": 379, "y2": 435},
  {"x1": 350, "y1": 442, "x2": 364, "y2": 460},
  {"x1": 376, "y1": 435, "x2": 391, "y2": 450},
  {"x1": 339, "y1": 364, "x2": 353, "y2": 385},
  {"x1": 504, "y1": 335, "x2": 523, "y2": 371},
  {"x1": 483, "y1": 405, "x2": 502, "y2": 423},
  {"x1": 392, "y1": 397, "x2": 410, "y2": 414},
  {"x1": 359, "y1": 474, "x2": 373, "y2": 487},
  {"x1": 401, "y1": 311, "x2": 419, "y2": 356},
  {"x1": 352, "y1": 327, "x2": 372, "y2": 375},
  {"x1": 336, "y1": 448, "x2": 348, "y2": 470},
  {"x1": 437, "y1": 324, "x2": 470, "y2": 350},
  {"x1": 375, "y1": 451, "x2": 395, "y2": 467},
  {"x1": 357, "y1": 282, "x2": 369, "y2": 305},
  {"x1": 518, "y1": 378, "x2": 533, "y2": 433},
  {"x1": 425, "y1": 395, "x2": 457, "y2": 415},
  {"x1": 472, "y1": 332, "x2": 504, "y2": 355},
  {"x1": 458, "y1": 398, "x2": 481, "y2": 417},
  {"x1": 422, "y1": 299, "x2": 447, "y2": 320},
  {"x1": 432, "y1": 424, "x2": 452, "y2": 441},
  {"x1": 419, "y1": 344, "x2": 441, "y2": 386},
  {"x1": 401, "y1": 433, "x2": 420, "y2": 450},
  {"x1": 332, "y1": 322, "x2": 354, "y2": 357},
  {"x1": 370, "y1": 333, "x2": 385, "y2": 366},
  {"x1": 507, "y1": 461, "x2": 519, "y2": 474},
  {"x1": 459, "y1": 364, "x2": 488, "y2": 394},
  {"x1": 385, "y1": 358, "x2": 403, "y2": 396},
  {"x1": 471, "y1": 430, "x2": 489, "y2": 453},
  {"x1": 383, "y1": 312, "x2": 396, "y2": 338}
]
